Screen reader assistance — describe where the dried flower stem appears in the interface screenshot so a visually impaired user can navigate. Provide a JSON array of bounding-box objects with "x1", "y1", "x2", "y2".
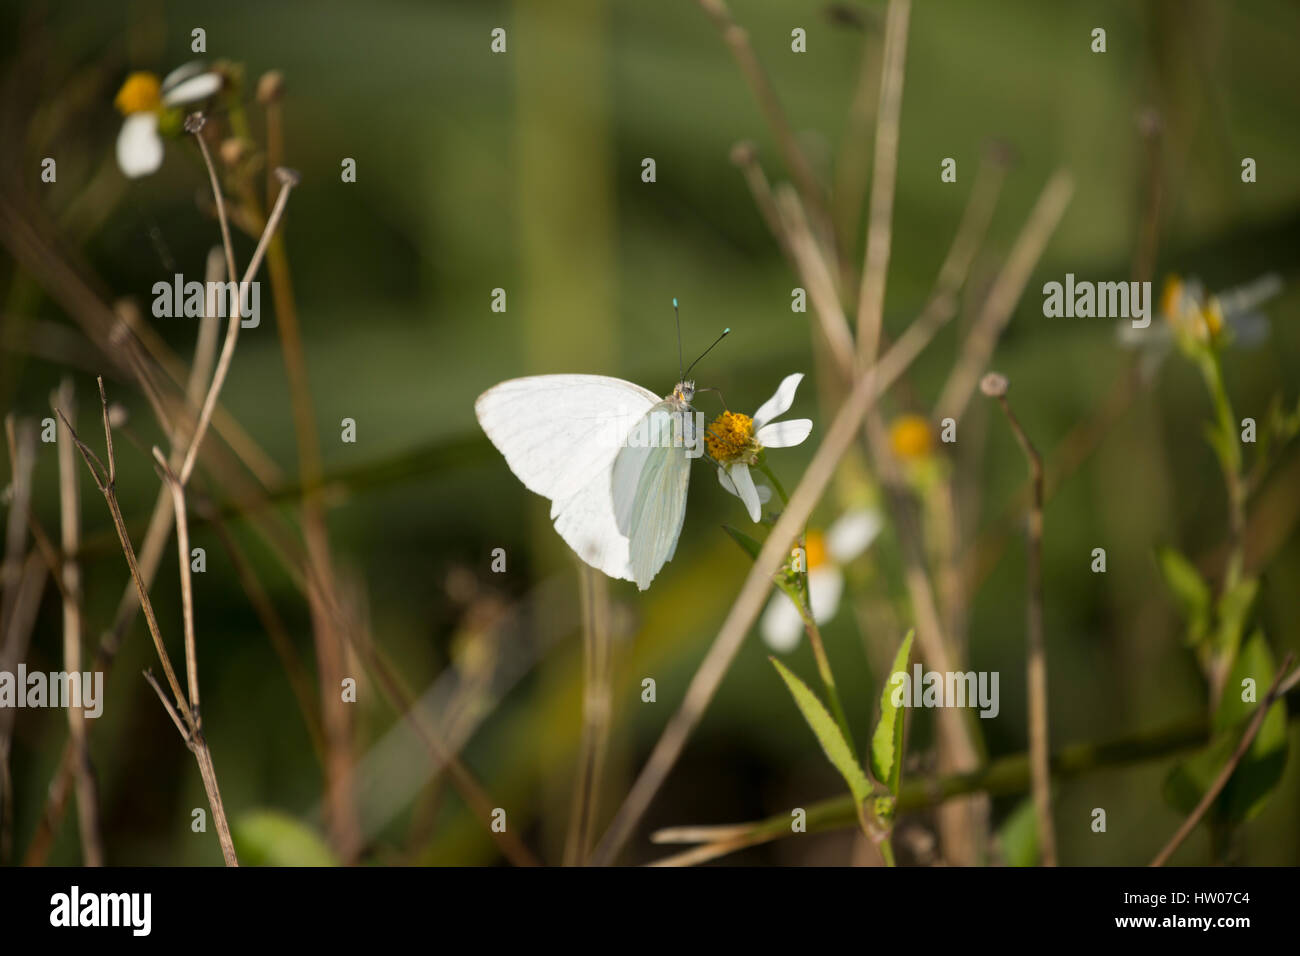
[
  {"x1": 59, "y1": 378, "x2": 238, "y2": 865},
  {"x1": 985, "y1": 376, "x2": 1057, "y2": 866},
  {"x1": 179, "y1": 169, "x2": 297, "y2": 485}
]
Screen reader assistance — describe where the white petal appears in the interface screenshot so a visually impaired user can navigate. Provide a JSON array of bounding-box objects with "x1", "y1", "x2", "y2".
[
  {"x1": 827, "y1": 508, "x2": 883, "y2": 563},
  {"x1": 729, "y1": 463, "x2": 762, "y2": 522},
  {"x1": 1228, "y1": 311, "x2": 1270, "y2": 347},
  {"x1": 754, "y1": 483, "x2": 772, "y2": 504},
  {"x1": 807, "y1": 567, "x2": 843, "y2": 623},
  {"x1": 717, "y1": 465, "x2": 739, "y2": 497},
  {"x1": 116, "y1": 113, "x2": 163, "y2": 178},
  {"x1": 752, "y1": 372, "x2": 804, "y2": 430},
  {"x1": 161, "y1": 61, "x2": 208, "y2": 90},
  {"x1": 761, "y1": 592, "x2": 805, "y2": 653},
  {"x1": 162, "y1": 71, "x2": 222, "y2": 105},
  {"x1": 756, "y1": 418, "x2": 812, "y2": 448}
]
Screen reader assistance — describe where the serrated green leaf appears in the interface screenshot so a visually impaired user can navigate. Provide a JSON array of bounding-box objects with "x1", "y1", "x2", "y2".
[
  {"x1": 997, "y1": 797, "x2": 1040, "y2": 867},
  {"x1": 721, "y1": 524, "x2": 762, "y2": 562},
  {"x1": 233, "y1": 809, "x2": 339, "y2": 866},
  {"x1": 1154, "y1": 547, "x2": 1210, "y2": 645},
  {"x1": 870, "y1": 629, "x2": 913, "y2": 796},
  {"x1": 1163, "y1": 633, "x2": 1289, "y2": 827},
  {"x1": 770, "y1": 657, "x2": 872, "y2": 806}
]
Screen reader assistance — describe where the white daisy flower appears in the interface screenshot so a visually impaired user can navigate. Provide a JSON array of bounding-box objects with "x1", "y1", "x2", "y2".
[
  {"x1": 114, "y1": 63, "x2": 224, "y2": 178},
  {"x1": 1117, "y1": 273, "x2": 1279, "y2": 380},
  {"x1": 762, "y1": 508, "x2": 884, "y2": 652},
  {"x1": 706, "y1": 372, "x2": 813, "y2": 521}
]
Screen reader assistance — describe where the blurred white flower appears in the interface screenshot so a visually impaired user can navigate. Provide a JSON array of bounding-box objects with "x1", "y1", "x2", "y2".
[
  {"x1": 708, "y1": 373, "x2": 813, "y2": 521},
  {"x1": 762, "y1": 508, "x2": 883, "y2": 652},
  {"x1": 1118, "y1": 273, "x2": 1279, "y2": 379},
  {"x1": 114, "y1": 63, "x2": 224, "y2": 178}
]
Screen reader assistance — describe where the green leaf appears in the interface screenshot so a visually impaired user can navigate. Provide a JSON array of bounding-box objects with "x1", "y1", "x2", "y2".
[
  {"x1": 997, "y1": 797, "x2": 1040, "y2": 867},
  {"x1": 721, "y1": 524, "x2": 762, "y2": 562},
  {"x1": 770, "y1": 657, "x2": 872, "y2": 806},
  {"x1": 1203, "y1": 420, "x2": 1239, "y2": 475},
  {"x1": 1154, "y1": 547, "x2": 1211, "y2": 645},
  {"x1": 233, "y1": 810, "x2": 339, "y2": 866},
  {"x1": 870, "y1": 629, "x2": 914, "y2": 796},
  {"x1": 1163, "y1": 633, "x2": 1289, "y2": 827},
  {"x1": 1214, "y1": 576, "x2": 1258, "y2": 661}
]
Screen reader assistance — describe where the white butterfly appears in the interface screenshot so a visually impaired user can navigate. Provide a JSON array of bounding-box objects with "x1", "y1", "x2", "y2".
[{"x1": 475, "y1": 373, "x2": 703, "y2": 590}]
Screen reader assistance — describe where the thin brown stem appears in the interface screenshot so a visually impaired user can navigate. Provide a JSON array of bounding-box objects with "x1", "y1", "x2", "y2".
[
  {"x1": 565, "y1": 565, "x2": 614, "y2": 866},
  {"x1": 187, "y1": 114, "x2": 238, "y2": 288},
  {"x1": 696, "y1": 0, "x2": 834, "y2": 253},
  {"x1": 984, "y1": 373, "x2": 1057, "y2": 865},
  {"x1": 61, "y1": 380, "x2": 239, "y2": 864},
  {"x1": 1150, "y1": 654, "x2": 1295, "y2": 867},
  {"x1": 52, "y1": 380, "x2": 104, "y2": 866},
  {"x1": 774, "y1": 186, "x2": 857, "y2": 375},
  {"x1": 152, "y1": 449, "x2": 201, "y2": 717},
  {"x1": 855, "y1": 0, "x2": 911, "y2": 366},
  {"x1": 57, "y1": 397, "x2": 191, "y2": 728},
  {"x1": 144, "y1": 670, "x2": 193, "y2": 748},
  {"x1": 179, "y1": 169, "x2": 297, "y2": 486}
]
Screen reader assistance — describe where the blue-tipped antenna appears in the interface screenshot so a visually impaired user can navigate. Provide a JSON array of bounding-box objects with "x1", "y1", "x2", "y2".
[{"x1": 684, "y1": 326, "x2": 730, "y2": 378}]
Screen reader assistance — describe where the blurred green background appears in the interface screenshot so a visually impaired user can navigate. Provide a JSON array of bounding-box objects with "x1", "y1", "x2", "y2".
[{"x1": 1, "y1": 0, "x2": 1298, "y2": 866}]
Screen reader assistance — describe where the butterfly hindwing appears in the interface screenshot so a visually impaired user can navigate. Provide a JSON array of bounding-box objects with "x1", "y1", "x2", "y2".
[{"x1": 612, "y1": 402, "x2": 693, "y2": 590}]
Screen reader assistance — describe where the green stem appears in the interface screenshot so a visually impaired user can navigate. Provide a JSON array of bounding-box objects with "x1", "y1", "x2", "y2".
[
  {"x1": 879, "y1": 836, "x2": 897, "y2": 867},
  {"x1": 759, "y1": 458, "x2": 856, "y2": 752}
]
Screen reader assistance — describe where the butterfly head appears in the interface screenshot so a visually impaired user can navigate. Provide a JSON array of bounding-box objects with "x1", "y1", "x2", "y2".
[{"x1": 670, "y1": 380, "x2": 696, "y2": 406}]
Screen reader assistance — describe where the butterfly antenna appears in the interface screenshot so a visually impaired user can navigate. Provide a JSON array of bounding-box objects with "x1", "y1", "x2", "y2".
[
  {"x1": 685, "y1": 327, "x2": 730, "y2": 378},
  {"x1": 674, "y1": 297, "x2": 684, "y2": 381}
]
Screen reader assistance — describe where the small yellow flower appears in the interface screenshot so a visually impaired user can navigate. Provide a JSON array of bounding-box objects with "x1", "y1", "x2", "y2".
[
  {"x1": 1160, "y1": 273, "x2": 1223, "y2": 342},
  {"x1": 112, "y1": 63, "x2": 223, "y2": 178},
  {"x1": 889, "y1": 414, "x2": 932, "y2": 462},
  {"x1": 114, "y1": 72, "x2": 162, "y2": 115},
  {"x1": 705, "y1": 411, "x2": 756, "y2": 464},
  {"x1": 803, "y1": 530, "x2": 828, "y2": 570}
]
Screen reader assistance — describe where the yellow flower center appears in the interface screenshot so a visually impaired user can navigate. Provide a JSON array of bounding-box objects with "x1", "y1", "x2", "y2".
[
  {"x1": 804, "y1": 531, "x2": 828, "y2": 570},
  {"x1": 1202, "y1": 296, "x2": 1224, "y2": 338},
  {"x1": 705, "y1": 411, "x2": 756, "y2": 463},
  {"x1": 115, "y1": 72, "x2": 162, "y2": 115},
  {"x1": 889, "y1": 414, "x2": 932, "y2": 461}
]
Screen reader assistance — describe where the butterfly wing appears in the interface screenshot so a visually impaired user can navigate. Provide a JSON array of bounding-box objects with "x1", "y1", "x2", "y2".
[
  {"x1": 611, "y1": 403, "x2": 693, "y2": 590},
  {"x1": 476, "y1": 375, "x2": 661, "y2": 583},
  {"x1": 475, "y1": 375, "x2": 660, "y2": 502}
]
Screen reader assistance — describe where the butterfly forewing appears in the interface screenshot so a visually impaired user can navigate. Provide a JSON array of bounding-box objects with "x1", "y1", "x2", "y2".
[{"x1": 475, "y1": 375, "x2": 659, "y2": 504}]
